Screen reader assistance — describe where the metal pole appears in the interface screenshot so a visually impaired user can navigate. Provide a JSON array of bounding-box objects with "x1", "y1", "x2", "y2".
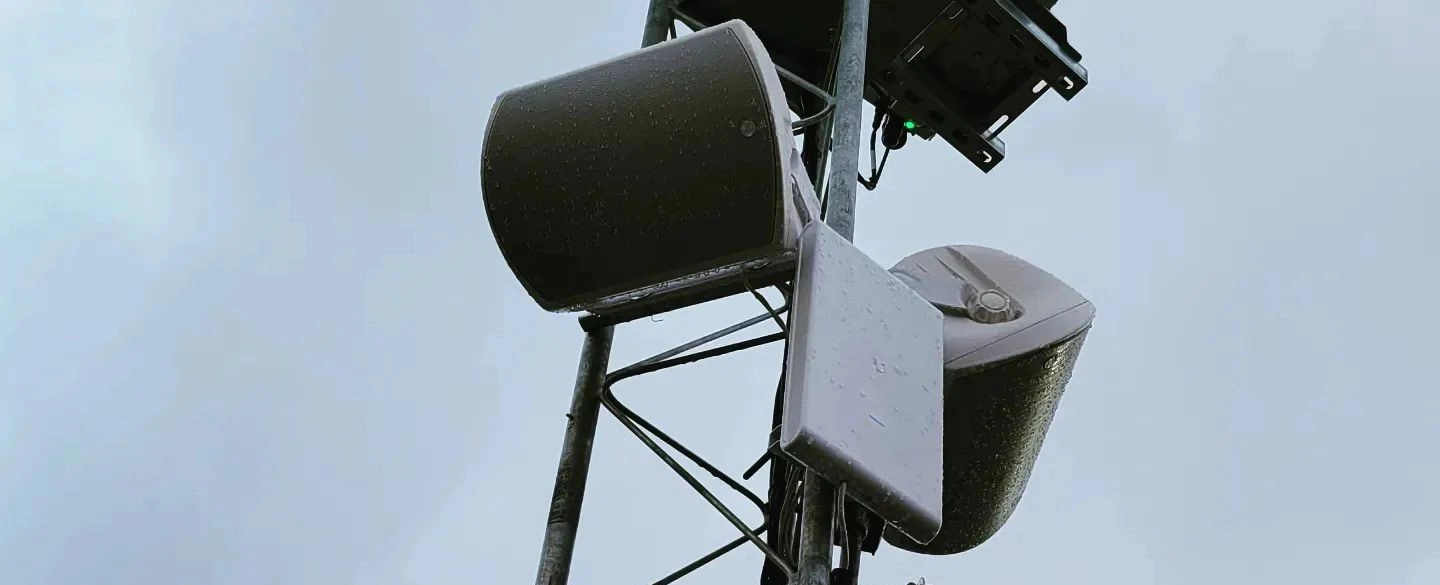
[
  {"x1": 822, "y1": 0, "x2": 871, "y2": 242},
  {"x1": 800, "y1": 0, "x2": 871, "y2": 584},
  {"x1": 797, "y1": 471, "x2": 838, "y2": 585},
  {"x1": 641, "y1": 0, "x2": 672, "y2": 47},
  {"x1": 534, "y1": 326, "x2": 615, "y2": 585}
]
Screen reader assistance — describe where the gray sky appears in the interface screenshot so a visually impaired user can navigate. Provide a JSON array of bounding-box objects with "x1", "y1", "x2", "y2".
[{"x1": 3, "y1": 1, "x2": 1438, "y2": 583}]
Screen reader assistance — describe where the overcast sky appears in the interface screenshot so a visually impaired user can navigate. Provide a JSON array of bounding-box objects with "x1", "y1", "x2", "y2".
[{"x1": 3, "y1": 1, "x2": 1438, "y2": 584}]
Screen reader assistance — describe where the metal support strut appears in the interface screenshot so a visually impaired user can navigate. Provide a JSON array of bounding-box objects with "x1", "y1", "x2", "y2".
[{"x1": 535, "y1": 327, "x2": 615, "y2": 585}]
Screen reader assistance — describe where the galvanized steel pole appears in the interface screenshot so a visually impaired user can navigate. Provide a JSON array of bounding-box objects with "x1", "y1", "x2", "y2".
[
  {"x1": 641, "y1": 0, "x2": 672, "y2": 47},
  {"x1": 797, "y1": 473, "x2": 837, "y2": 585},
  {"x1": 534, "y1": 326, "x2": 615, "y2": 585},
  {"x1": 822, "y1": 0, "x2": 871, "y2": 243},
  {"x1": 800, "y1": 0, "x2": 871, "y2": 584}
]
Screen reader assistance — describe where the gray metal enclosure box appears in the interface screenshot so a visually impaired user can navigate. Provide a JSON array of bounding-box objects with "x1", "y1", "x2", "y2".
[{"x1": 780, "y1": 222, "x2": 945, "y2": 543}]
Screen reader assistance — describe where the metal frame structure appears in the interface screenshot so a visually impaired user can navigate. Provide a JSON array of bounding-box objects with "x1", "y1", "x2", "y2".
[{"x1": 534, "y1": 1, "x2": 872, "y2": 583}]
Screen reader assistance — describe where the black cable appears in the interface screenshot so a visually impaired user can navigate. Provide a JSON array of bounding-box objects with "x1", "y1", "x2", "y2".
[
  {"x1": 761, "y1": 284, "x2": 796, "y2": 585},
  {"x1": 859, "y1": 107, "x2": 893, "y2": 191},
  {"x1": 760, "y1": 372, "x2": 791, "y2": 585},
  {"x1": 860, "y1": 149, "x2": 891, "y2": 191}
]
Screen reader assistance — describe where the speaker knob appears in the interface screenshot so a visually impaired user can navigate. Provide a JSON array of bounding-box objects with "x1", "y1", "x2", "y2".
[{"x1": 968, "y1": 289, "x2": 1017, "y2": 324}]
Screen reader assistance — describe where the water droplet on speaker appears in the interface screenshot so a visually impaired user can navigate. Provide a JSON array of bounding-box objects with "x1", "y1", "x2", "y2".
[{"x1": 740, "y1": 120, "x2": 756, "y2": 137}]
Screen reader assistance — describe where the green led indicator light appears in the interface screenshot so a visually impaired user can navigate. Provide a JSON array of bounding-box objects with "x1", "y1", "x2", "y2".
[{"x1": 903, "y1": 120, "x2": 917, "y2": 130}]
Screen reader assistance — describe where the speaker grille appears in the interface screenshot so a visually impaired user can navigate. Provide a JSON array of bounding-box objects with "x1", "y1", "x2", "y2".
[
  {"x1": 482, "y1": 25, "x2": 788, "y2": 312},
  {"x1": 886, "y1": 329, "x2": 1089, "y2": 555}
]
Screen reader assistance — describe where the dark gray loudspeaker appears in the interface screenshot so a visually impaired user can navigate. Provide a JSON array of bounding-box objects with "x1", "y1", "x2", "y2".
[
  {"x1": 481, "y1": 20, "x2": 812, "y2": 314},
  {"x1": 884, "y1": 245, "x2": 1095, "y2": 555}
]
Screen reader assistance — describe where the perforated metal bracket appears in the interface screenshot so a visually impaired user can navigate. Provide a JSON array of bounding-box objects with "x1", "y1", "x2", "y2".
[
  {"x1": 996, "y1": 0, "x2": 1088, "y2": 97},
  {"x1": 884, "y1": 64, "x2": 1009, "y2": 172},
  {"x1": 875, "y1": 0, "x2": 1088, "y2": 172}
]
